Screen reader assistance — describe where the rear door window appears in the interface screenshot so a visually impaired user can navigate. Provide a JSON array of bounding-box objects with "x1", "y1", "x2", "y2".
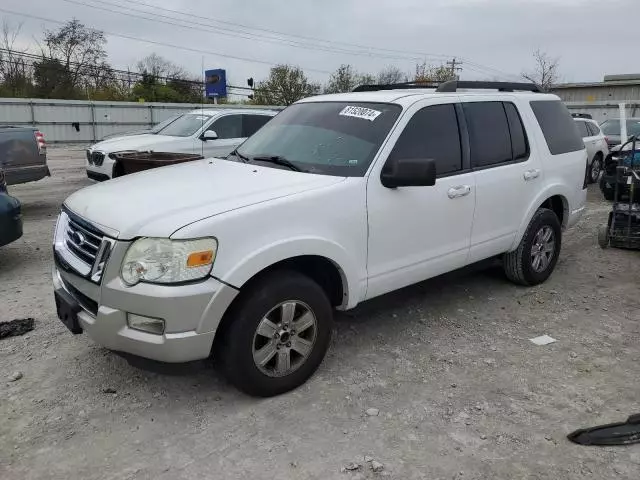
[
  {"x1": 243, "y1": 114, "x2": 272, "y2": 137},
  {"x1": 586, "y1": 122, "x2": 601, "y2": 136},
  {"x1": 530, "y1": 100, "x2": 584, "y2": 154},
  {"x1": 504, "y1": 102, "x2": 529, "y2": 160},
  {"x1": 387, "y1": 103, "x2": 462, "y2": 176},
  {"x1": 463, "y1": 102, "x2": 512, "y2": 168},
  {"x1": 575, "y1": 120, "x2": 590, "y2": 138}
]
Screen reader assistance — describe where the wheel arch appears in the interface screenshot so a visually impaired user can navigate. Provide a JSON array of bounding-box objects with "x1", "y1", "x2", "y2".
[
  {"x1": 217, "y1": 237, "x2": 361, "y2": 310},
  {"x1": 511, "y1": 188, "x2": 569, "y2": 251}
]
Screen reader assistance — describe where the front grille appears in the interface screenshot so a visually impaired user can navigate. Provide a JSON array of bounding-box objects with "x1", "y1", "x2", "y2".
[
  {"x1": 64, "y1": 214, "x2": 105, "y2": 267},
  {"x1": 91, "y1": 151, "x2": 105, "y2": 166}
]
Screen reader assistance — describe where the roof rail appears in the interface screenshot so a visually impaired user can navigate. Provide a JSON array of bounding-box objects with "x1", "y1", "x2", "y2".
[
  {"x1": 353, "y1": 81, "x2": 439, "y2": 92},
  {"x1": 436, "y1": 80, "x2": 543, "y2": 93}
]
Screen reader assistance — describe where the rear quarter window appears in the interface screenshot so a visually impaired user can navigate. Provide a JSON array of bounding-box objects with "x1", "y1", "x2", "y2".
[{"x1": 530, "y1": 100, "x2": 584, "y2": 155}]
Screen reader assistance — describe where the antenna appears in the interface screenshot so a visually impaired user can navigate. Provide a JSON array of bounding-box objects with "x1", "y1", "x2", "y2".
[{"x1": 201, "y1": 55, "x2": 205, "y2": 158}]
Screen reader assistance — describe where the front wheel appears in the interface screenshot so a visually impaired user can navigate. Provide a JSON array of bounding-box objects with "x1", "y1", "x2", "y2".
[
  {"x1": 503, "y1": 208, "x2": 562, "y2": 286},
  {"x1": 217, "y1": 270, "x2": 333, "y2": 397}
]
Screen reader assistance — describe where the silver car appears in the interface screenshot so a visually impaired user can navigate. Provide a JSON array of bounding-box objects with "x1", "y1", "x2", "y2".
[{"x1": 574, "y1": 118, "x2": 609, "y2": 183}]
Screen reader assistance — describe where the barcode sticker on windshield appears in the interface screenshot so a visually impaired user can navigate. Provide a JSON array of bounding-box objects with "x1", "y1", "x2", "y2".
[{"x1": 339, "y1": 106, "x2": 382, "y2": 122}]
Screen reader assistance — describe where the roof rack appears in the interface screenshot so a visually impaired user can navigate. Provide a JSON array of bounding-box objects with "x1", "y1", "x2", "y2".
[
  {"x1": 352, "y1": 81, "x2": 439, "y2": 92},
  {"x1": 436, "y1": 80, "x2": 543, "y2": 93}
]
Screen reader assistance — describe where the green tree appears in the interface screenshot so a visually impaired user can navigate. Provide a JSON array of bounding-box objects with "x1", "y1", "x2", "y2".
[
  {"x1": 253, "y1": 65, "x2": 320, "y2": 106},
  {"x1": 413, "y1": 62, "x2": 457, "y2": 83},
  {"x1": 32, "y1": 57, "x2": 74, "y2": 98},
  {"x1": 324, "y1": 64, "x2": 378, "y2": 93}
]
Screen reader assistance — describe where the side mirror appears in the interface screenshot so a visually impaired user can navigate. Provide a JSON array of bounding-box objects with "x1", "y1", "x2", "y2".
[
  {"x1": 202, "y1": 130, "x2": 218, "y2": 141},
  {"x1": 381, "y1": 158, "x2": 437, "y2": 188}
]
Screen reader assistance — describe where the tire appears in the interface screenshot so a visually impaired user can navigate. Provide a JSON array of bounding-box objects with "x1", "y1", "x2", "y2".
[
  {"x1": 599, "y1": 175, "x2": 615, "y2": 201},
  {"x1": 597, "y1": 225, "x2": 609, "y2": 249},
  {"x1": 503, "y1": 208, "x2": 562, "y2": 286},
  {"x1": 589, "y1": 153, "x2": 603, "y2": 184},
  {"x1": 217, "y1": 270, "x2": 333, "y2": 397}
]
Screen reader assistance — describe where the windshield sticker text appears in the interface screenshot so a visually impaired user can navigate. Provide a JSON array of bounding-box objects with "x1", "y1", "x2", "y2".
[{"x1": 339, "y1": 106, "x2": 382, "y2": 122}]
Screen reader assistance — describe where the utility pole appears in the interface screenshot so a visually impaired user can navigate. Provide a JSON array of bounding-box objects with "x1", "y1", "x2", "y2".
[{"x1": 446, "y1": 57, "x2": 463, "y2": 79}]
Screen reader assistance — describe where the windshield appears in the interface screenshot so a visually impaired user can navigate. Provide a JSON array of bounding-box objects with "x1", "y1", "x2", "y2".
[
  {"x1": 600, "y1": 119, "x2": 640, "y2": 136},
  {"x1": 235, "y1": 102, "x2": 402, "y2": 176},
  {"x1": 150, "y1": 115, "x2": 181, "y2": 134},
  {"x1": 155, "y1": 114, "x2": 211, "y2": 137}
]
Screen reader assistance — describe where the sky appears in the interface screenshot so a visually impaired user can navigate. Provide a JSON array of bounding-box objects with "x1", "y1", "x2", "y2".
[{"x1": 1, "y1": 0, "x2": 635, "y2": 94}]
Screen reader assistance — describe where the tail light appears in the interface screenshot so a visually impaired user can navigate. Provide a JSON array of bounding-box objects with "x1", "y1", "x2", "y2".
[
  {"x1": 34, "y1": 130, "x2": 46, "y2": 155},
  {"x1": 583, "y1": 156, "x2": 589, "y2": 189}
]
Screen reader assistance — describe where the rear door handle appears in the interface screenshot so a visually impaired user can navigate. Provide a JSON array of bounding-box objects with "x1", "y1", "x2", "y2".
[
  {"x1": 523, "y1": 169, "x2": 540, "y2": 181},
  {"x1": 447, "y1": 185, "x2": 471, "y2": 199}
]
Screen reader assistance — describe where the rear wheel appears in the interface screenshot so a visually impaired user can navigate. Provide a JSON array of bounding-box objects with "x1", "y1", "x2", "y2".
[
  {"x1": 217, "y1": 270, "x2": 333, "y2": 397},
  {"x1": 589, "y1": 153, "x2": 603, "y2": 184},
  {"x1": 503, "y1": 208, "x2": 562, "y2": 286}
]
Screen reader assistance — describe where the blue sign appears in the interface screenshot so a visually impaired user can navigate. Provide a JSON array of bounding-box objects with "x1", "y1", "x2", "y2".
[{"x1": 205, "y1": 69, "x2": 227, "y2": 97}]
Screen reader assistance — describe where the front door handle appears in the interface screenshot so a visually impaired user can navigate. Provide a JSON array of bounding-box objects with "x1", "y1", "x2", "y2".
[
  {"x1": 523, "y1": 169, "x2": 541, "y2": 181},
  {"x1": 447, "y1": 185, "x2": 472, "y2": 199}
]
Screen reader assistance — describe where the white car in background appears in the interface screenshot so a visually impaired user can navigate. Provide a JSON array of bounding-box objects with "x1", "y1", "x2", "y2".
[
  {"x1": 86, "y1": 108, "x2": 278, "y2": 181},
  {"x1": 573, "y1": 117, "x2": 609, "y2": 183}
]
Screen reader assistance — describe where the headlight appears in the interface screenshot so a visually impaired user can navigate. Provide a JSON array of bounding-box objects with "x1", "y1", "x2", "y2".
[{"x1": 121, "y1": 237, "x2": 217, "y2": 286}]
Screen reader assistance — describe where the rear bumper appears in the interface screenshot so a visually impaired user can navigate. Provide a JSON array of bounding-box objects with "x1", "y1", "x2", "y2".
[
  {"x1": 567, "y1": 189, "x2": 588, "y2": 229},
  {"x1": 4, "y1": 164, "x2": 50, "y2": 186}
]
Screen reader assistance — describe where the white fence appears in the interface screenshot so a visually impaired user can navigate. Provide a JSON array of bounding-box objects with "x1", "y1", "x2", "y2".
[{"x1": 0, "y1": 98, "x2": 282, "y2": 143}]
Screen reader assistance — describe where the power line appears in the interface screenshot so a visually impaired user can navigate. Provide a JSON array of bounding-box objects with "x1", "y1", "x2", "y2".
[
  {"x1": 59, "y1": 0, "x2": 438, "y2": 63},
  {"x1": 102, "y1": 0, "x2": 522, "y2": 81},
  {"x1": 0, "y1": 7, "x2": 334, "y2": 74},
  {"x1": 104, "y1": 0, "x2": 455, "y2": 62}
]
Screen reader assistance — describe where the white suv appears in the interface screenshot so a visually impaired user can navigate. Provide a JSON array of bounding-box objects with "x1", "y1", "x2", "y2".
[
  {"x1": 573, "y1": 116, "x2": 609, "y2": 183},
  {"x1": 53, "y1": 81, "x2": 588, "y2": 396}
]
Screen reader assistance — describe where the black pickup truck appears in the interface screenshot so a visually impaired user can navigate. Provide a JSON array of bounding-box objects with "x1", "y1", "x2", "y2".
[{"x1": 0, "y1": 126, "x2": 49, "y2": 185}]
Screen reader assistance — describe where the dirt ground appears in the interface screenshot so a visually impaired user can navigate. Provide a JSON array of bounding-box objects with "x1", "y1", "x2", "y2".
[{"x1": 1, "y1": 145, "x2": 639, "y2": 480}]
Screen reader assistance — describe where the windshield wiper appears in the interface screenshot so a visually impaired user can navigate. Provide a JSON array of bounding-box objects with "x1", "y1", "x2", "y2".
[
  {"x1": 251, "y1": 155, "x2": 303, "y2": 172},
  {"x1": 228, "y1": 149, "x2": 250, "y2": 163}
]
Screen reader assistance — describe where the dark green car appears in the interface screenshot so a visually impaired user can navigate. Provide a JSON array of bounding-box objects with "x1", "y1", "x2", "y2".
[{"x1": 0, "y1": 170, "x2": 23, "y2": 247}]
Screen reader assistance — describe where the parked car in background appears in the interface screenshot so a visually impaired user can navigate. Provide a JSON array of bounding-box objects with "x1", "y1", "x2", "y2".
[
  {"x1": 54, "y1": 81, "x2": 587, "y2": 397},
  {"x1": 0, "y1": 126, "x2": 49, "y2": 185},
  {"x1": 574, "y1": 117, "x2": 609, "y2": 183},
  {"x1": 86, "y1": 109, "x2": 278, "y2": 181},
  {"x1": 599, "y1": 118, "x2": 640, "y2": 150},
  {"x1": 599, "y1": 139, "x2": 640, "y2": 200},
  {"x1": 99, "y1": 114, "x2": 182, "y2": 141},
  {"x1": 0, "y1": 190, "x2": 22, "y2": 247}
]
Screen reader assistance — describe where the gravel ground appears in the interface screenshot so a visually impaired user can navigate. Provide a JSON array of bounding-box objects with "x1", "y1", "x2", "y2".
[{"x1": 1, "y1": 145, "x2": 639, "y2": 480}]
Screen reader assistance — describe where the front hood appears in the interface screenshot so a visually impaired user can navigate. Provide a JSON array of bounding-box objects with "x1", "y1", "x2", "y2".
[
  {"x1": 64, "y1": 159, "x2": 345, "y2": 239},
  {"x1": 89, "y1": 134, "x2": 186, "y2": 153}
]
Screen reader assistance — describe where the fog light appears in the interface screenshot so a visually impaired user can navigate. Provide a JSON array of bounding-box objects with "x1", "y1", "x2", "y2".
[{"x1": 127, "y1": 314, "x2": 165, "y2": 335}]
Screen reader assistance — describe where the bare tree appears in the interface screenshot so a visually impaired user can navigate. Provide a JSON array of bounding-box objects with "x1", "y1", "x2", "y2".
[
  {"x1": 377, "y1": 65, "x2": 406, "y2": 85},
  {"x1": 0, "y1": 21, "x2": 32, "y2": 96},
  {"x1": 254, "y1": 65, "x2": 320, "y2": 106},
  {"x1": 521, "y1": 49, "x2": 559, "y2": 90},
  {"x1": 42, "y1": 18, "x2": 108, "y2": 92},
  {"x1": 136, "y1": 53, "x2": 187, "y2": 80}
]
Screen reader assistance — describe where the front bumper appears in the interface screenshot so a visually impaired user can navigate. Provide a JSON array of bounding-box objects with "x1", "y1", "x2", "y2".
[
  {"x1": 86, "y1": 157, "x2": 115, "y2": 180},
  {"x1": 52, "y1": 212, "x2": 238, "y2": 363}
]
